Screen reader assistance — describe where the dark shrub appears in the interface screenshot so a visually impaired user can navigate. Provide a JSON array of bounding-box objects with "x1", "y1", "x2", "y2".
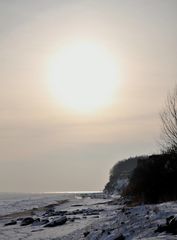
[{"x1": 123, "y1": 153, "x2": 177, "y2": 203}]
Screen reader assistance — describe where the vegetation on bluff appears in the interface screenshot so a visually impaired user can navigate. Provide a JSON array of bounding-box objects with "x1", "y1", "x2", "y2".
[
  {"x1": 123, "y1": 153, "x2": 177, "y2": 203},
  {"x1": 105, "y1": 86, "x2": 177, "y2": 203}
]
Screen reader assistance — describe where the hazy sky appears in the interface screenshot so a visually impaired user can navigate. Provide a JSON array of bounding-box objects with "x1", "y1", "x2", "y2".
[{"x1": 0, "y1": 0, "x2": 177, "y2": 192}]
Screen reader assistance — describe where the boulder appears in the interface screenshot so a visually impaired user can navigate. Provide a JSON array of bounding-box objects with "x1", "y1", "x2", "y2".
[
  {"x1": 116, "y1": 234, "x2": 125, "y2": 240},
  {"x1": 20, "y1": 217, "x2": 34, "y2": 226},
  {"x1": 44, "y1": 216, "x2": 67, "y2": 227},
  {"x1": 4, "y1": 220, "x2": 17, "y2": 226},
  {"x1": 83, "y1": 231, "x2": 90, "y2": 237},
  {"x1": 32, "y1": 218, "x2": 49, "y2": 226},
  {"x1": 155, "y1": 216, "x2": 177, "y2": 234},
  {"x1": 40, "y1": 219, "x2": 49, "y2": 225}
]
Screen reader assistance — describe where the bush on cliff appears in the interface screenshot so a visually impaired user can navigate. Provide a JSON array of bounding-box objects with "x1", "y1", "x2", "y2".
[{"x1": 123, "y1": 153, "x2": 177, "y2": 203}]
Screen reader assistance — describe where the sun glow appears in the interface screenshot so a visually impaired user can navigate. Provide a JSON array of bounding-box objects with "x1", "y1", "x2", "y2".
[{"x1": 48, "y1": 42, "x2": 119, "y2": 113}]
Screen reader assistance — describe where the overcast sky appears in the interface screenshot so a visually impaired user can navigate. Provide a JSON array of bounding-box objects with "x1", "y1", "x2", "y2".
[{"x1": 0, "y1": 0, "x2": 177, "y2": 192}]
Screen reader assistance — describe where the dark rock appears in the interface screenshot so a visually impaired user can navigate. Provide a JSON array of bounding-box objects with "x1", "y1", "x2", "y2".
[
  {"x1": 43, "y1": 209, "x2": 68, "y2": 217},
  {"x1": 20, "y1": 217, "x2": 34, "y2": 226},
  {"x1": 83, "y1": 231, "x2": 90, "y2": 237},
  {"x1": 31, "y1": 229, "x2": 44, "y2": 232},
  {"x1": 121, "y1": 208, "x2": 125, "y2": 213},
  {"x1": 44, "y1": 216, "x2": 67, "y2": 227},
  {"x1": 115, "y1": 234, "x2": 125, "y2": 240},
  {"x1": 43, "y1": 208, "x2": 55, "y2": 217},
  {"x1": 69, "y1": 218, "x2": 75, "y2": 222},
  {"x1": 125, "y1": 211, "x2": 131, "y2": 215},
  {"x1": 32, "y1": 218, "x2": 49, "y2": 226},
  {"x1": 40, "y1": 219, "x2": 49, "y2": 225},
  {"x1": 166, "y1": 215, "x2": 175, "y2": 225},
  {"x1": 4, "y1": 220, "x2": 17, "y2": 226},
  {"x1": 71, "y1": 204, "x2": 83, "y2": 207},
  {"x1": 16, "y1": 217, "x2": 23, "y2": 221},
  {"x1": 54, "y1": 210, "x2": 67, "y2": 216},
  {"x1": 155, "y1": 216, "x2": 177, "y2": 235},
  {"x1": 155, "y1": 224, "x2": 168, "y2": 233},
  {"x1": 66, "y1": 208, "x2": 103, "y2": 216}
]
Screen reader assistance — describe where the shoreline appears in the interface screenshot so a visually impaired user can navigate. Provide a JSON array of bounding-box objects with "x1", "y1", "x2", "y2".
[
  {"x1": 0, "y1": 193, "x2": 177, "y2": 239},
  {"x1": 0, "y1": 199, "x2": 69, "y2": 220}
]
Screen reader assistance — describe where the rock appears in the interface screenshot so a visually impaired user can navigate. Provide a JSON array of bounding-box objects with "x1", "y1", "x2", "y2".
[
  {"x1": 43, "y1": 209, "x2": 67, "y2": 217},
  {"x1": 71, "y1": 204, "x2": 83, "y2": 207},
  {"x1": 32, "y1": 218, "x2": 49, "y2": 226},
  {"x1": 31, "y1": 218, "x2": 41, "y2": 226},
  {"x1": 121, "y1": 208, "x2": 125, "y2": 213},
  {"x1": 70, "y1": 218, "x2": 75, "y2": 222},
  {"x1": 166, "y1": 215, "x2": 175, "y2": 225},
  {"x1": 54, "y1": 210, "x2": 67, "y2": 216},
  {"x1": 43, "y1": 208, "x2": 55, "y2": 217},
  {"x1": 66, "y1": 208, "x2": 103, "y2": 216},
  {"x1": 155, "y1": 224, "x2": 168, "y2": 233},
  {"x1": 155, "y1": 216, "x2": 177, "y2": 235},
  {"x1": 40, "y1": 219, "x2": 49, "y2": 225},
  {"x1": 31, "y1": 229, "x2": 44, "y2": 232},
  {"x1": 83, "y1": 231, "x2": 90, "y2": 237},
  {"x1": 16, "y1": 217, "x2": 23, "y2": 221},
  {"x1": 4, "y1": 220, "x2": 17, "y2": 226},
  {"x1": 20, "y1": 217, "x2": 34, "y2": 226},
  {"x1": 116, "y1": 234, "x2": 125, "y2": 240},
  {"x1": 125, "y1": 211, "x2": 131, "y2": 215},
  {"x1": 44, "y1": 216, "x2": 67, "y2": 227}
]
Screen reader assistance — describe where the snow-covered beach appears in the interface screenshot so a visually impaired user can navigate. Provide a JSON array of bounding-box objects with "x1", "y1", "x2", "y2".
[
  {"x1": 1, "y1": 192, "x2": 177, "y2": 239},
  {"x1": 0, "y1": 192, "x2": 111, "y2": 240}
]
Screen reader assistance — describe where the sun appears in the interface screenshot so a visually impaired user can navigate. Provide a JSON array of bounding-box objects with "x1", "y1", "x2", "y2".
[{"x1": 48, "y1": 42, "x2": 119, "y2": 113}]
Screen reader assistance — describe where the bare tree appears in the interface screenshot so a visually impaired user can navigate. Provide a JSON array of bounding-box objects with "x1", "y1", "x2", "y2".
[{"x1": 160, "y1": 86, "x2": 177, "y2": 153}]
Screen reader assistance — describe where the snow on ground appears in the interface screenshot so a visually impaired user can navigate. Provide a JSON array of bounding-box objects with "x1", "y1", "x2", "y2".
[
  {"x1": 1, "y1": 193, "x2": 177, "y2": 239},
  {"x1": 59, "y1": 200, "x2": 177, "y2": 240}
]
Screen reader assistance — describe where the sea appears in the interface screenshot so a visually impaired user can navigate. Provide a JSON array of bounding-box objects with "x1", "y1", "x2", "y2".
[
  {"x1": 0, "y1": 191, "x2": 101, "y2": 216},
  {"x1": 0, "y1": 192, "x2": 74, "y2": 216}
]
